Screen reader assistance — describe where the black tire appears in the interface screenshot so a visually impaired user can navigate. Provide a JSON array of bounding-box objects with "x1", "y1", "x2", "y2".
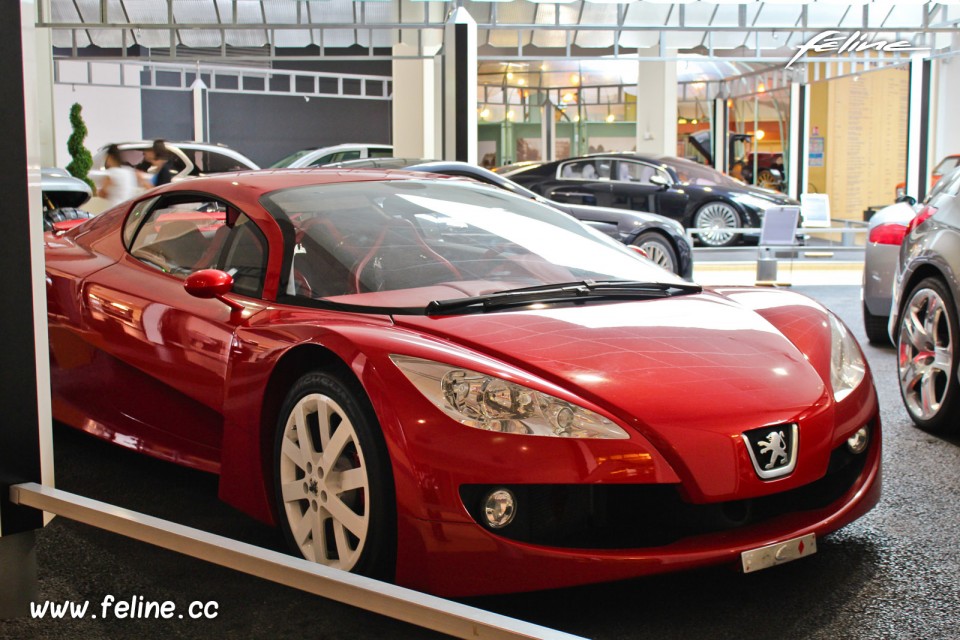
[
  {"x1": 43, "y1": 207, "x2": 93, "y2": 232},
  {"x1": 896, "y1": 277, "x2": 960, "y2": 434},
  {"x1": 862, "y1": 302, "x2": 892, "y2": 346},
  {"x1": 273, "y1": 369, "x2": 396, "y2": 580},
  {"x1": 693, "y1": 202, "x2": 742, "y2": 248},
  {"x1": 631, "y1": 232, "x2": 679, "y2": 275}
]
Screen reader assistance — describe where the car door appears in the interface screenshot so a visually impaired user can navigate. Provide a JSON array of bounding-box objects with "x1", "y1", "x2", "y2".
[
  {"x1": 609, "y1": 159, "x2": 689, "y2": 220},
  {"x1": 545, "y1": 158, "x2": 615, "y2": 207},
  {"x1": 76, "y1": 193, "x2": 269, "y2": 465}
]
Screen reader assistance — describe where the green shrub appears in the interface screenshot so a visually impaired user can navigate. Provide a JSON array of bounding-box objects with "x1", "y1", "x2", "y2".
[{"x1": 66, "y1": 103, "x2": 94, "y2": 189}]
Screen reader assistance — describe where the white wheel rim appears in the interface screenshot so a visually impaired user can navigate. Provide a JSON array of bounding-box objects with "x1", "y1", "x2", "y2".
[
  {"x1": 898, "y1": 288, "x2": 954, "y2": 421},
  {"x1": 279, "y1": 393, "x2": 370, "y2": 570},
  {"x1": 637, "y1": 240, "x2": 675, "y2": 272},
  {"x1": 696, "y1": 203, "x2": 738, "y2": 246}
]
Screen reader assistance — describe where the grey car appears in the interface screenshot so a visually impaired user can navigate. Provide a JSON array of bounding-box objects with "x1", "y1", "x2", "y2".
[
  {"x1": 325, "y1": 157, "x2": 694, "y2": 279},
  {"x1": 41, "y1": 167, "x2": 93, "y2": 231},
  {"x1": 862, "y1": 201, "x2": 917, "y2": 344},
  {"x1": 889, "y1": 166, "x2": 960, "y2": 433}
]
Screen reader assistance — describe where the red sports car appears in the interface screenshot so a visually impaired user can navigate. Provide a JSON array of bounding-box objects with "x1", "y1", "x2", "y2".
[{"x1": 45, "y1": 170, "x2": 880, "y2": 596}]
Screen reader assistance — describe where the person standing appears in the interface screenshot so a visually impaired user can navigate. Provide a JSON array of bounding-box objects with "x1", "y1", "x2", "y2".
[
  {"x1": 97, "y1": 144, "x2": 139, "y2": 206},
  {"x1": 142, "y1": 139, "x2": 174, "y2": 186}
]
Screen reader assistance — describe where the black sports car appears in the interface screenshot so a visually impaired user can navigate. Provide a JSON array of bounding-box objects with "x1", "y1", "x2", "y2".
[
  {"x1": 502, "y1": 153, "x2": 798, "y2": 247},
  {"x1": 325, "y1": 157, "x2": 693, "y2": 278}
]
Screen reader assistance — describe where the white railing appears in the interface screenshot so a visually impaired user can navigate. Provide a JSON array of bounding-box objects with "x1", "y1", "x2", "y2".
[{"x1": 10, "y1": 483, "x2": 585, "y2": 640}]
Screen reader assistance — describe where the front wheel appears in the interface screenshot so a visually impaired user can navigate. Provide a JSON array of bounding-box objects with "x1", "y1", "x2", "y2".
[
  {"x1": 632, "y1": 232, "x2": 678, "y2": 275},
  {"x1": 897, "y1": 277, "x2": 960, "y2": 434},
  {"x1": 693, "y1": 202, "x2": 742, "y2": 248},
  {"x1": 274, "y1": 370, "x2": 396, "y2": 578}
]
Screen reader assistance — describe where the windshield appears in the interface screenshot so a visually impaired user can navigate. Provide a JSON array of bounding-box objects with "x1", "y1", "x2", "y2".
[
  {"x1": 660, "y1": 157, "x2": 741, "y2": 187},
  {"x1": 270, "y1": 149, "x2": 313, "y2": 169},
  {"x1": 261, "y1": 180, "x2": 682, "y2": 312}
]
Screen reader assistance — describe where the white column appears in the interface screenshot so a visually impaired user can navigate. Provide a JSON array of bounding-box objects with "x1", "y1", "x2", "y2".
[
  {"x1": 711, "y1": 98, "x2": 728, "y2": 172},
  {"x1": 933, "y1": 41, "x2": 960, "y2": 177},
  {"x1": 442, "y1": 7, "x2": 478, "y2": 162},
  {"x1": 634, "y1": 56, "x2": 677, "y2": 156},
  {"x1": 34, "y1": 26, "x2": 56, "y2": 167},
  {"x1": 905, "y1": 54, "x2": 932, "y2": 201},
  {"x1": 541, "y1": 100, "x2": 557, "y2": 162},
  {"x1": 786, "y1": 81, "x2": 810, "y2": 201},
  {"x1": 391, "y1": 42, "x2": 442, "y2": 159},
  {"x1": 191, "y1": 77, "x2": 207, "y2": 142}
]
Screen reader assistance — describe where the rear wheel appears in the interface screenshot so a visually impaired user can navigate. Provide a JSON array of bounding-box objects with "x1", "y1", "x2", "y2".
[
  {"x1": 274, "y1": 370, "x2": 395, "y2": 578},
  {"x1": 693, "y1": 202, "x2": 742, "y2": 248},
  {"x1": 897, "y1": 277, "x2": 960, "y2": 433},
  {"x1": 632, "y1": 232, "x2": 678, "y2": 275},
  {"x1": 863, "y1": 302, "x2": 892, "y2": 346}
]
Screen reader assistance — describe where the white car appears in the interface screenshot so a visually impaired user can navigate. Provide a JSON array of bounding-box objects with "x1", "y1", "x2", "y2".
[
  {"x1": 270, "y1": 143, "x2": 393, "y2": 169},
  {"x1": 89, "y1": 141, "x2": 259, "y2": 187}
]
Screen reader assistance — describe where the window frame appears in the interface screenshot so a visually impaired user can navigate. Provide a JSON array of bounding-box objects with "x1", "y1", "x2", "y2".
[{"x1": 123, "y1": 191, "x2": 270, "y2": 298}]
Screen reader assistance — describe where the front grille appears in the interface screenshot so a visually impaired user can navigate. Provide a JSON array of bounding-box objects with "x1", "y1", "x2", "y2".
[{"x1": 459, "y1": 436, "x2": 870, "y2": 550}]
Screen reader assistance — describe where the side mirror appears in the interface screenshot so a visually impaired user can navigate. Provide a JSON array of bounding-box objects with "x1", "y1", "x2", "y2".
[
  {"x1": 185, "y1": 269, "x2": 243, "y2": 312},
  {"x1": 896, "y1": 194, "x2": 917, "y2": 206},
  {"x1": 649, "y1": 174, "x2": 669, "y2": 189}
]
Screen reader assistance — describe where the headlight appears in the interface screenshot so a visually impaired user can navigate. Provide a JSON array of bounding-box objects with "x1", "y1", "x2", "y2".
[
  {"x1": 829, "y1": 314, "x2": 866, "y2": 402},
  {"x1": 390, "y1": 355, "x2": 629, "y2": 439}
]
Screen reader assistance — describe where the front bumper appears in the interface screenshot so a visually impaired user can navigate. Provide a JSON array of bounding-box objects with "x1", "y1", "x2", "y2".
[
  {"x1": 390, "y1": 389, "x2": 881, "y2": 597},
  {"x1": 396, "y1": 420, "x2": 880, "y2": 596}
]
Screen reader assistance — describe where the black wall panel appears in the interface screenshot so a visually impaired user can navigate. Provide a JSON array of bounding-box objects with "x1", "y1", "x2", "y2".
[
  {"x1": 141, "y1": 89, "x2": 194, "y2": 142},
  {"x1": 206, "y1": 92, "x2": 392, "y2": 167}
]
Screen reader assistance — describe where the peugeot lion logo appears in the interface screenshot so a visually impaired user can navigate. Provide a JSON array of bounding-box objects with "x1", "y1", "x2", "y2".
[{"x1": 743, "y1": 424, "x2": 798, "y2": 480}]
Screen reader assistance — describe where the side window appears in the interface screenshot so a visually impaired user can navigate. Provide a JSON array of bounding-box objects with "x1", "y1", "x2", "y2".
[
  {"x1": 616, "y1": 161, "x2": 667, "y2": 185},
  {"x1": 309, "y1": 153, "x2": 335, "y2": 167},
  {"x1": 123, "y1": 196, "x2": 160, "y2": 249},
  {"x1": 166, "y1": 152, "x2": 188, "y2": 175},
  {"x1": 558, "y1": 159, "x2": 611, "y2": 180},
  {"x1": 369, "y1": 147, "x2": 393, "y2": 158},
  {"x1": 128, "y1": 197, "x2": 268, "y2": 295},
  {"x1": 218, "y1": 216, "x2": 268, "y2": 297},
  {"x1": 336, "y1": 150, "x2": 362, "y2": 163},
  {"x1": 189, "y1": 150, "x2": 251, "y2": 174}
]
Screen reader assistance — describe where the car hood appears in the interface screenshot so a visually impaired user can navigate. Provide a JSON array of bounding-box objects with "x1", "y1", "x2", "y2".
[
  {"x1": 394, "y1": 289, "x2": 834, "y2": 501},
  {"x1": 729, "y1": 183, "x2": 798, "y2": 205}
]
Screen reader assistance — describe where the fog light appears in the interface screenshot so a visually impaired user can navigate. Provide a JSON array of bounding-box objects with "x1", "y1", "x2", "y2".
[
  {"x1": 846, "y1": 426, "x2": 870, "y2": 454},
  {"x1": 483, "y1": 488, "x2": 516, "y2": 529}
]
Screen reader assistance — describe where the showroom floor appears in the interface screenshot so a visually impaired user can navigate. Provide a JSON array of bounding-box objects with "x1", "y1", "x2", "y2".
[{"x1": 2, "y1": 285, "x2": 958, "y2": 640}]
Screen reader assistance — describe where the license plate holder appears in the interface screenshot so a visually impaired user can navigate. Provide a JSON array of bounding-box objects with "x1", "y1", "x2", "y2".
[{"x1": 741, "y1": 533, "x2": 816, "y2": 573}]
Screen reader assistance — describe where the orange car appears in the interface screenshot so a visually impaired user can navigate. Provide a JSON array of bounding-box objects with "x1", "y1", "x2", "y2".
[{"x1": 895, "y1": 154, "x2": 960, "y2": 199}]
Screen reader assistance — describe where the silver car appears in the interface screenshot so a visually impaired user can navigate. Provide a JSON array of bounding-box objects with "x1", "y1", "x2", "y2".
[
  {"x1": 862, "y1": 201, "x2": 916, "y2": 344},
  {"x1": 890, "y1": 166, "x2": 960, "y2": 433},
  {"x1": 270, "y1": 143, "x2": 393, "y2": 169}
]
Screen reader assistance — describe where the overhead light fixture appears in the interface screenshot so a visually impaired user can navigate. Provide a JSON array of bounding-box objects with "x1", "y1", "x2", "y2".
[
  {"x1": 506, "y1": 72, "x2": 514, "y2": 80},
  {"x1": 479, "y1": 107, "x2": 490, "y2": 120},
  {"x1": 757, "y1": 82, "x2": 766, "y2": 93},
  {"x1": 678, "y1": 117, "x2": 688, "y2": 125},
  {"x1": 691, "y1": 118, "x2": 698, "y2": 125},
  {"x1": 571, "y1": 74, "x2": 580, "y2": 85},
  {"x1": 754, "y1": 129, "x2": 766, "y2": 140},
  {"x1": 605, "y1": 113, "x2": 615, "y2": 123},
  {"x1": 561, "y1": 92, "x2": 576, "y2": 103},
  {"x1": 506, "y1": 110, "x2": 515, "y2": 121},
  {"x1": 518, "y1": 78, "x2": 526, "y2": 86}
]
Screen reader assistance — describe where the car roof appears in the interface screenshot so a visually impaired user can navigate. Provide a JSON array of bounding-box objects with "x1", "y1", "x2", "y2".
[{"x1": 148, "y1": 168, "x2": 451, "y2": 199}]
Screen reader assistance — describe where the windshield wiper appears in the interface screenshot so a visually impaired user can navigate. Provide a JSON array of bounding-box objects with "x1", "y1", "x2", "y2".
[{"x1": 425, "y1": 280, "x2": 702, "y2": 316}]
